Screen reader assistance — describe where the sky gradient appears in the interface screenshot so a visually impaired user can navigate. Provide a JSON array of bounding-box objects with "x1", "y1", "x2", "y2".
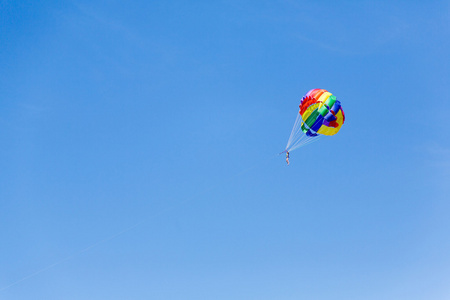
[{"x1": 1, "y1": 1, "x2": 450, "y2": 299}]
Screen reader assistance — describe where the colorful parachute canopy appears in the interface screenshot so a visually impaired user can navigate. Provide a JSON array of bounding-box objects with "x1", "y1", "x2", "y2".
[{"x1": 285, "y1": 89, "x2": 345, "y2": 152}]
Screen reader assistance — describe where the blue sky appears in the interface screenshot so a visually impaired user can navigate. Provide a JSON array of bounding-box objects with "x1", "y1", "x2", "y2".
[{"x1": 1, "y1": 0, "x2": 449, "y2": 299}]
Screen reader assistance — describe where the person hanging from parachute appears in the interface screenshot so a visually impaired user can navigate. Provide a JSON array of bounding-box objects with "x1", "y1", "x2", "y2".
[{"x1": 283, "y1": 89, "x2": 345, "y2": 164}]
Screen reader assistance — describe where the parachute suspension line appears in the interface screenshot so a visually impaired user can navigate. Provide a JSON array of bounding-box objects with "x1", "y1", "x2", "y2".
[
  {"x1": 290, "y1": 122, "x2": 306, "y2": 146},
  {"x1": 288, "y1": 134, "x2": 307, "y2": 151},
  {"x1": 285, "y1": 113, "x2": 302, "y2": 150},
  {"x1": 285, "y1": 88, "x2": 345, "y2": 154},
  {"x1": 286, "y1": 113, "x2": 309, "y2": 151},
  {"x1": 285, "y1": 113, "x2": 320, "y2": 152},
  {"x1": 289, "y1": 135, "x2": 316, "y2": 152},
  {"x1": 289, "y1": 135, "x2": 321, "y2": 152}
]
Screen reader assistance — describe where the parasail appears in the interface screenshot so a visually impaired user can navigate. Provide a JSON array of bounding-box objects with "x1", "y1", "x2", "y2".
[{"x1": 285, "y1": 89, "x2": 345, "y2": 153}]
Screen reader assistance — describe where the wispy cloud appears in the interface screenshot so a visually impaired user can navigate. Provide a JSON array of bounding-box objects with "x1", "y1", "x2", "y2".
[
  {"x1": 69, "y1": 1, "x2": 144, "y2": 45},
  {"x1": 269, "y1": 0, "x2": 414, "y2": 55}
]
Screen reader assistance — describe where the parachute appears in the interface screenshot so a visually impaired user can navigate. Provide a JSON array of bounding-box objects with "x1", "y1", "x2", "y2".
[{"x1": 285, "y1": 89, "x2": 345, "y2": 152}]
